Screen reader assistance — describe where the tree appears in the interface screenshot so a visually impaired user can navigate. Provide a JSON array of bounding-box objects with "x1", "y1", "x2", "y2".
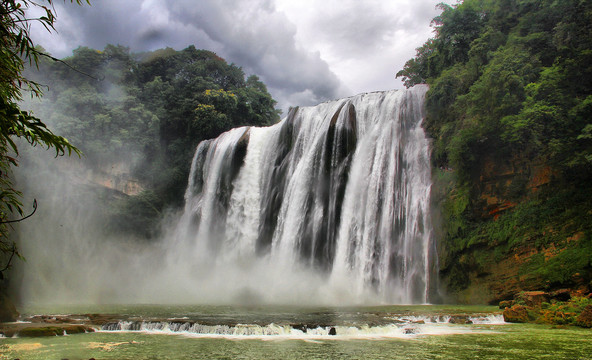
[{"x1": 0, "y1": 0, "x2": 87, "y2": 274}]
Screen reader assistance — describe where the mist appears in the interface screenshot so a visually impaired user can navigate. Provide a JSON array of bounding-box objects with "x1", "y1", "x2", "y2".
[{"x1": 11, "y1": 147, "x2": 348, "y2": 306}]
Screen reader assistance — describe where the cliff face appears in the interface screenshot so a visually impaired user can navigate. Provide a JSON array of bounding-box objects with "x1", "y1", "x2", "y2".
[
  {"x1": 437, "y1": 155, "x2": 592, "y2": 305},
  {"x1": 477, "y1": 157, "x2": 553, "y2": 220},
  {"x1": 50, "y1": 156, "x2": 146, "y2": 198},
  {"x1": 77, "y1": 161, "x2": 145, "y2": 196}
]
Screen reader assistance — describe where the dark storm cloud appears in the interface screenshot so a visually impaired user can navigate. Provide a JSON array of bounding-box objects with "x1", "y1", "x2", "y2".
[
  {"x1": 36, "y1": 0, "x2": 343, "y2": 111},
  {"x1": 162, "y1": 0, "x2": 344, "y2": 108}
]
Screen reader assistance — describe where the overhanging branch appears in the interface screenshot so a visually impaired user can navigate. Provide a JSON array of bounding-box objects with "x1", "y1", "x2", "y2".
[{"x1": 0, "y1": 199, "x2": 37, "y2": 224}]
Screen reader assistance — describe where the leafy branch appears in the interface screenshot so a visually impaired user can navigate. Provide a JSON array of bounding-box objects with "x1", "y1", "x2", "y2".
[{"x1": 0, "y1": 0, "x2": 89, "y2": 274}]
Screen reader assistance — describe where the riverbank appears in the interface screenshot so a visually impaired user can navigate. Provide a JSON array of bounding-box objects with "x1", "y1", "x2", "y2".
[
  {"x1": 501, "y1": 291, "x2": 592, "y2": 328},
  {"x1": 0, "y1": 313, "x2": 119, "y2": 337},
  {"x1": 0, "y1": 323, "x2": 94, "y2": 337}
]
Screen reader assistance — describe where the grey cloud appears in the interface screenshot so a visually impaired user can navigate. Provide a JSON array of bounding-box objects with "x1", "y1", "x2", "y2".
[
  {"x1": 311, "y1": 0, "x2": 439, "y2": 58},
  {"x1": 41, "y1": 0, "x2": 343, "y2": 111},
  {"x1": 137, "y1": 28, "x2": 166, "y2": 47},
  {"x1": 163, "y1": 0, "x2": 343, "y2": 107},
  {"x1": 313, "y1": 4, "x2": 398, "y2": 54},
  {"x1": 51, "y1": 1, "x2": 145, "y2": 50}
]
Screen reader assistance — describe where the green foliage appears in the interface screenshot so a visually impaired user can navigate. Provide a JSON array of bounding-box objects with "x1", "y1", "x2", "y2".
[
  {"x1": 515, "y1": 296, "x2": 592, "y2": 327},
  {"x1": 192, "y1": 103, "x2": 232, "y2": 141},
  {"x1": 400, "y1": 0, "x2": 592, "y2": 180}
]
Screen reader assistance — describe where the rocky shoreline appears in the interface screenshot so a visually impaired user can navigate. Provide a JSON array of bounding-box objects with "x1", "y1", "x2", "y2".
[
  {"x1": 0, "y1": 314, "x2": 119, "y2": 338},
  {"x1": 501, "y1": 291, "x2": 592, "y2": 328}
]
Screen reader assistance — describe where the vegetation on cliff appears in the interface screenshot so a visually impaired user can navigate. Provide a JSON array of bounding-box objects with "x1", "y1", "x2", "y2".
[
  {"x1": 398, "y1": 0, "x2": 592, "y2": 302},
  {"x1": 23, "y1": 44, "x2": 280, "y2": 237}
]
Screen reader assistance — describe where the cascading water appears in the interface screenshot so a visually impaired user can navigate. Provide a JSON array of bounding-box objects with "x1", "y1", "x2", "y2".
[{"x1": 168, "y1": 85, "x2": 434, "y2": 304}]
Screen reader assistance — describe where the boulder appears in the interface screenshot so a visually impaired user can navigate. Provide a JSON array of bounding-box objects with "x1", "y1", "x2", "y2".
[
  {"x1": 516, "y1": 291, "x2": 549, "y2": 307},
  {"x1": 503, "y1": 305, "x2": 530, "y2": 323},
  {"x1": 17, "y1": 326, "x2": 64, "y2": 337},
  {"x1": 448, "y1": 315, "x2": 472, "y2": 324}
]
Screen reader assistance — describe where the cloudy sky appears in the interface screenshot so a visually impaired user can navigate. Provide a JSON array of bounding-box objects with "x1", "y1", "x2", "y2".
[{"x1": 31, "y1": 0, "x2": 442, "y2": 113}]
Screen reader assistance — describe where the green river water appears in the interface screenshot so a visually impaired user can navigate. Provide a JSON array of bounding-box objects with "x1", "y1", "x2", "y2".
[{"x1": 1, "y1": 305, "x2": 590, "y2": 359}]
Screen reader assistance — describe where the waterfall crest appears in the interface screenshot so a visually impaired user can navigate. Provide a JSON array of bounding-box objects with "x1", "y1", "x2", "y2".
[{"x1": 170, "y1": 85, "x2": 434, "y2": 304}]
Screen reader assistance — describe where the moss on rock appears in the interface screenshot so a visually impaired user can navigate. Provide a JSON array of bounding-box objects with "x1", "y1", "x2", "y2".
[
  {"x1": 0, "y1": 324, "x2": 95, "y2": 338},
  {"x1": 501, "y1": 294, "x2": 592, "y2": 327},
  {"x1": 17, "y1": 326, "x2": 64, "y2": 337},
  {"x1": 503, "y1": 305, "x2": 529, "y2": 323}
]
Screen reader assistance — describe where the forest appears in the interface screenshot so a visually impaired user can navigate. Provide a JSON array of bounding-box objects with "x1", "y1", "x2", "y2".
[{"x1": 398, "y1": 0, "x2": 592, "y2": 302}]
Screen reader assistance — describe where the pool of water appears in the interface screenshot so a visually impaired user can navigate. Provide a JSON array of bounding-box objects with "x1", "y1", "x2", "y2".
[{"x1": 1, "y1": 305, "x2": 590, "y2": 359}]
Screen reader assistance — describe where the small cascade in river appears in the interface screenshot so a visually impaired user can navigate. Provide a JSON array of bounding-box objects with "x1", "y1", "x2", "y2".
[{"x1": 169, "y1": 85, "x2": 435, "y2": 304}]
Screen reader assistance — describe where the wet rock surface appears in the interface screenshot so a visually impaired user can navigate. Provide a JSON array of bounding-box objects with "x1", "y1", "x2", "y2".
[
  {"x1": 503, "y1": 305, "x2": 529, "y2": 323},
  {"x1": 0, "y1": 323, "x2": 95, "y2": 337}
]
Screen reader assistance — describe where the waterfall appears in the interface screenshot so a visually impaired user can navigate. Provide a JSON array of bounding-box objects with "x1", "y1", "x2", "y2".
[{"x1": 170, "y1": 85, "x2": 434, "y2": 304}]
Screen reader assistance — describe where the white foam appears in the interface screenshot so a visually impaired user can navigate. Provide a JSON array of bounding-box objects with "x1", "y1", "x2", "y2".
[
  {"x1": 469, "y1": 314, "x2": 505, "y2": 324},
  {"x1": 98, "y1": 320, "x2": 492, "y2": 341}
]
